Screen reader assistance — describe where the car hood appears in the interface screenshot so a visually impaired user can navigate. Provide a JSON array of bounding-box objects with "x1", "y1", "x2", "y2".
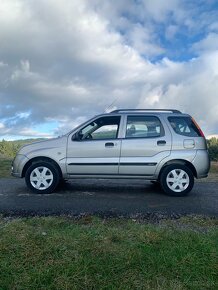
[{"x1": 18, "y1": 136, "x2": 68, "y2": 157}]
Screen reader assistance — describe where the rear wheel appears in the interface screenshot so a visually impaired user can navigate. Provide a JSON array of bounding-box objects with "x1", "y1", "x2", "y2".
[
  {"x1": 160, "y1": 164, "x2": 194, "y2": 196},
  {"x1": 25, "y1": 161, "x2": 60, "y2": 194}
]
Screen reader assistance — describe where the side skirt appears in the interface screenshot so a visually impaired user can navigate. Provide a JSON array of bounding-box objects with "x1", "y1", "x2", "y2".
[{"x1": 66, "y1": 173, "x2": 155, "y2": 179}]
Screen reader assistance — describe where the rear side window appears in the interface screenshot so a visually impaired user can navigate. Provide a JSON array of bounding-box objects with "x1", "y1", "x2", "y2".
[
  {"x1": 126, "y1": 116, "x2": 164, "y2": 138},
  {"x1": 168, "y1": 116, "x2": 202, "y2": 137}
]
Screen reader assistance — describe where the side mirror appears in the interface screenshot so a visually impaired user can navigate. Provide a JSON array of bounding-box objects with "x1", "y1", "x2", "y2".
[{"x1": 72, "y1": 131, "x2": 83, "y2": 141}]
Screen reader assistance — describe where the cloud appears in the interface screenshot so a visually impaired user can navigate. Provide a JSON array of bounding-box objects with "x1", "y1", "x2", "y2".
[
  {"x1": 18, "y1": 128, "x2": 54, "y2": 138},
  {"x1": 126, "y1": 23, "x2": 165, "y2": 57},
  {"x1": 142, "y1": 0, "x2": 181, "y2": 22},
  {"x1": 165, "y1": 25, "x2": 178, "y2": 40},
  {"x1": 0, "y1": 61, "x2": 8, "y2": 67},
  {"x1": 0, "y1": 0, "x2": 218, "y2": 139},
  {"x1": 192, "y1": 33, "x2": 218, "y2": 54}
]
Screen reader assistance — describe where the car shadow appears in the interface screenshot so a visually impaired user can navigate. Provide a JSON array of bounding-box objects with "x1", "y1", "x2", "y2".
[{"x1": 57, "y1": 179, "x2": 163, "y2": 196}]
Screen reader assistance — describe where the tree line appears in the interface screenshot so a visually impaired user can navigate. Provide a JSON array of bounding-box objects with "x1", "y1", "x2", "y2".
[{"x1": 0, "y1": 138, "x2": 218, "y2": 160}]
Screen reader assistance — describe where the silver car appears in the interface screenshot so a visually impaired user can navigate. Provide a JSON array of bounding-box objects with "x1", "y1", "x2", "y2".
[{"x1": 12, "y1": 109, "x2": 210, "y2": 196}]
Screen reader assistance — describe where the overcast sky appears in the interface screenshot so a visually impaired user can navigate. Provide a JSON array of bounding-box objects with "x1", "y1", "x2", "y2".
[{"x1": 0, "y1": 0, "x2": 218, "y2": 140}]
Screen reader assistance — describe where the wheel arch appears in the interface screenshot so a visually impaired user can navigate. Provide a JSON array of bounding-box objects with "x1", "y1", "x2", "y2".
[
  {"x1": 22, "y1": 156, "x2": 63, "y2": 179},
  {"x1": 158, "y1": 159, "x2": 197, "y2": 180}
]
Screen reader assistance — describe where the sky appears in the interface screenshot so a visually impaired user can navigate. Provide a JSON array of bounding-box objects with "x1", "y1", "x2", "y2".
[{"x1": 0, "y1": 0, "x2": 218, "y2": 140}]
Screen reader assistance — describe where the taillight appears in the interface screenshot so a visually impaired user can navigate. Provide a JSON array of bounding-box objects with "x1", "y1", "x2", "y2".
[{"x1": 191, "y1": 117, "x2": 205, "y2": 137}]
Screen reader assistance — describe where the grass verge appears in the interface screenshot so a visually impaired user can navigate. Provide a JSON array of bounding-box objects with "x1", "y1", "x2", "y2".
[
  {"x1": 0, "y1": 216, "x2": 217, "y2": 289},
  {"x1": 0, "y1": 157, "x2": 13, "y2": 178}
]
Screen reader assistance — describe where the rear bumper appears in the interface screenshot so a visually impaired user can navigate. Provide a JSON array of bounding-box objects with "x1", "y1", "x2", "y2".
[
  {"x1": 192, "y1": 150, "x2": 210, "y2": 179},
  {"x1": 197, "y1": 173, "x2": 208, "y2": 179}
]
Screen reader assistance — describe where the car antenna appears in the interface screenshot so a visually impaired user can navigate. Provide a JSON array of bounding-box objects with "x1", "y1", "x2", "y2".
[{"x1": 104, "y1": 97, "x2": 118, "y2": 113}]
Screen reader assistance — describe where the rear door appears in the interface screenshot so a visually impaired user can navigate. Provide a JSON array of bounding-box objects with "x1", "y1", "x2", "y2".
[{"x1": 119, "y1": 114, "x2": 172, "y2": 176}]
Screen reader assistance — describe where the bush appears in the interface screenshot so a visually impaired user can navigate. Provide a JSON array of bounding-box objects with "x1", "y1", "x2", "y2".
[
  {"x1": 207, "y1": 138, "x2": 218, "y2": 161},
  {"x1": 0, "y1": 139, "x2": 45, "y2": 158},
  {"x1": 0, "y1": 139, "x2": 20, "y2": 158}
]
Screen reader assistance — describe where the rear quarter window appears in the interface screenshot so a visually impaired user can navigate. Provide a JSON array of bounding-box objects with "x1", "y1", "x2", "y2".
[{"x1": 168, "y1": 116, "x2": 202, "y2": 137}]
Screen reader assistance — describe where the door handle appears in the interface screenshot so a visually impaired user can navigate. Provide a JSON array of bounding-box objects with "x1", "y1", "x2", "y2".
[
  {"x1": 105, "y1": 142, "x2": 114, "y2": 147},
  {"x1": 157, "y1": 140, "x2": 166, "y2": 145}
]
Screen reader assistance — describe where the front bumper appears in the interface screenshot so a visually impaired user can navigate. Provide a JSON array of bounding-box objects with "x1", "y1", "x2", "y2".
[
  {"x1": 11, "y1": 154, "x2": 29, "y2": 178},
  {"x1": 11, "y1": 172, "x2": 22, "y2": 178}
]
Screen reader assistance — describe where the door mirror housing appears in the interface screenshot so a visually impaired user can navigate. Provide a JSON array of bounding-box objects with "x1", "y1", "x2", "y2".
[{"x1": 72, "y1": 130, "x2": 83, "y2": 141}]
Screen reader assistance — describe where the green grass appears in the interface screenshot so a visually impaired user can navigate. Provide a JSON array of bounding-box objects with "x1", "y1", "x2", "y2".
[
  {"x1": 0, "y1": 216, "x2": 217, "y2": 290},
  {"x1": 0, "y1": 157, "x2": 13, "y2": 178}
]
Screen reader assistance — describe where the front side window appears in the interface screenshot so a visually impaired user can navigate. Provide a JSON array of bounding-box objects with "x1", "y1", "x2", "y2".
[
  {"x1": 168, "y1": 116, "x2": 202, "y2": 137},
  {"x1": 125, "y1": 116, "x2": 164, "y2": 138},
  {"x1": 77, "y1": 116, "x2": 120, "y2": 140}
]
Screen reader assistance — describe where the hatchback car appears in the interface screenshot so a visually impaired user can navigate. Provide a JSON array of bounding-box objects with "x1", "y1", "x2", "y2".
[{"x1": 12, "y1": 109, "x2": 210, "y2": 196}]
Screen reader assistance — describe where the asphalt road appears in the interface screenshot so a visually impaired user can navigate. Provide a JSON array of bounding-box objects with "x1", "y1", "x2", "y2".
[{"x1": 0, "y1": 178, "x2": 217, "y2": 217}]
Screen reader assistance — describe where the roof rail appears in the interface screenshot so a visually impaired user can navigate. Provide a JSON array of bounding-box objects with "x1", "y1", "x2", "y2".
[{"x1": 110, "y1": 109, "x2": 181, "y2": 114}]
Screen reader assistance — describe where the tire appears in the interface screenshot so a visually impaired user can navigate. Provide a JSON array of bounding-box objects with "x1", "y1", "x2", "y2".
[
  {"x1": 160, "y1": 164, "x2": 194, "y2": 196},
  {"x1": 25, "y1": 161, "x2": 60, "y2": 194}
]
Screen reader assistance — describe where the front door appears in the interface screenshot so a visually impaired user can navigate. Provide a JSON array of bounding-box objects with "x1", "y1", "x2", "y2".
[
  {"x1": 119, "y1": 115, "x2": 171, "y2": 176},
  {"x1": 66, "y1": 115, "x2": 121, "y2": 175}
]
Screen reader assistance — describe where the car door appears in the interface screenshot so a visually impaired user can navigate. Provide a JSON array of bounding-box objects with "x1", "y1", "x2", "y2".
[
  {"x1": 119, "y1": 114, "x2": 172, "y2": 176},
  {"x1": 66, "y1": 115, "x2": 122, "y2": 175}
]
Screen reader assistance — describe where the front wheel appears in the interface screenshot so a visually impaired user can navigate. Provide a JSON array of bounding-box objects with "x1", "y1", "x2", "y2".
[
  {"x1": 25, "y1": 161, "x2": 60, "y2": 194},
  {"x1": 160, "y1": 164, "x2": 194, "y2": 196}
]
